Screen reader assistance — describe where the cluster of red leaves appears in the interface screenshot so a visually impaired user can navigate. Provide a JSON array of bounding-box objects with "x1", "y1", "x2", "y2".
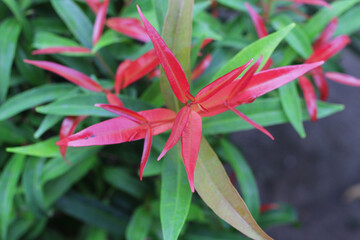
[
  {"x1": 28, "y1": 2, "x2": 326, "y2": 191},
  {"x1": 245, "y1": 2, "x2": 359, "y2": 122}
]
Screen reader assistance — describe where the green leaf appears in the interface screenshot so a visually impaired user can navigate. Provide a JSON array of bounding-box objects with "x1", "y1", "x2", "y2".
[
  {"x1": 7, "y1": 137, "x2": 59, "y2": 157},
  {"x1": 0, "y1": 18, "x2": 21, "y2": 101},
  {"x1": 279, "y1": 82, "x2": 306, "y2": 138},
  {"x1": 335, "y1": 4, "x2": 360, "y2": 36},
  {"x1": 125, "y1": 205, "x2": 152, "y2": 240},
  {"x1": 216, "y1": 0, "x2": 257, "y2": 12},
  {"x1": 41, "y1": 147, "x2": 100, "y2": 184},
  {"x1": 84, "y1": 227, "x2": 107, "y2": 240},
  {"x1": 160, "y1": 0, "x2": 194, "y2": 111},
  {"x1": 304, "y1": 0, "x2": 360, "y2": 41},
  {"x1": 15, "y1": 46, "x2": 45, "y2": 85},
  {"x1": 55, "y1": 192, "x2": 127, "y2": 236},
  {"x1": 103, "y1": 167, "x2": 146, "y2": 199},
  {"x1": 43, "y1": 156, "x2": 97, "y2": 207},
  {"x1": 259, "y1": 204, "x2": 298, "y2": 229},
  {"x1": 218, "y1": 139, "x2": 260, "y2": 220},
  {"x1": 0, "y1": 154, "x2": 26, "y2": 240},
  {"x1": 140, "y1": 79, "x2": 164, "y2": 107},
  {"x1": 23, "y1": 158, "x2": 47, "y2": 218},
  {"x1": 272, "y1": 15, "x2": 312, "y2": 59},
  {"x1": 33, "y1": 31, "x2": 93, "y2": 57},
  {"x1": 161, "y1": 144, "x2": 192, "y2": 240},
  {"x1": 92, "y1": 30, "x2": 128, "y2": 53},
  {"x1": 0, "y1": 83, "x2": 74, "y2": 121},
  {"x1": 212, "y1": 24, "x2": 294, "y2": 80},
  {"x1": 195, "y1": 138, "x2": 272, "y2": 240},
  {"x1": 34, "y1": 115, "x2": 63, "y2": 139},
  {"x1": 50, "y1": 0, "x2": 92, "y2": 48},
  {"x1": 36, "y1": 93, "x2": 155, "y2": 117},
  {"x1": 0, "y1": 121, "x2": 27, "y2": 144},
  {"x1": 202, "y1": 98, "x2": 344, "y2": 135},
  {"x1": 7, "y1": 211, "x2": 35, "y2": 240},
  {"x1": 152, "y1": 0, "x2": 168, "y2": 31}
]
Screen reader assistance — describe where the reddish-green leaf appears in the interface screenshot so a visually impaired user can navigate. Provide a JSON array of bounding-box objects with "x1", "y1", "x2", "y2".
[
  {"x1": 299, "y1": 76, "x2": 317, "y2": 122},
  {"x1": 92, "y1": 0, "x2": 109, "y2": 46},
  {"x1": 24, "y1": 60, "x2": 104, "y2": 92},
  {"x1": 310, "y1": 67, "x2": 329, "y2": 100},
  {"x1": 140, "y1": 128, "x2": 152, "y2": 180},
  {"x1": 282, "y1": 0, "x2": 330, "y2": 7},
  {"x1": 191, "y1": 54, "x2": 212, "y2": 81},
  {"x1": 313, "y1": 18, "x2": 338, "y2": 50},
  {"x1": 32, "y1": 47, "x2": 92, "y2": 55},
  {"x1": 245, "y1": 3, "x2": 268, "y2": 38},
  {"x1": 85, "y1": 0, "x2": 102, "y2": 13},
  {"x1": 106, "y1": 17, "x2": 150, "y2": 42}
]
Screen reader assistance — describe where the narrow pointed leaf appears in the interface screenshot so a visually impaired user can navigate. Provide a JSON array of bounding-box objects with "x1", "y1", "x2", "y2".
[
  {"x1": 195, "y1": 139, "x2": 273, "y2": 240},
  {"x1": 181, "y1": 110, "x2": 202, "y2": 192},
  {"x1": 325, "y1": 72, "x2": 360, "y2": 87},
  {"x1": 191, "y1": 54, "x2": 212, "y2": 81},
  {"x1": 7, "y1": 137, "x2": 59, "y2": 157},
  {"x1": 92, "y1": 0, "x2": 109, "y2": 46},
  {"x1": 24, "y1": 60, "x2": 104, "y2": 92},
  {"x1": 310, "y1": 67, "x2": 329, "y2": 100},
  {"x1": 282, "y1": 0, "x2": 330, "y2": 7},
  {"x1": 85, "y1": 0, "x2": 102, "y2": 13},
  {"x1": 161, "y1": 143, "x2": 192, "y2": 240},
  {"x1": 96, "y1": 104, "x2": 147, "y2": 123},
  {"x1": 35, "y1": 115, "x2": 63, "y2": 139},
  {"x1": 213, "y1": 24, "x2": 294, "y2": 80},
  {"x1": 0, "y1": 19, "x2": 21, "y2": 101},
  {"x1": 0, "y1": 154, "x2": 26, "y2": 240},
  {"x1": 158, "y1": 106, "x2": 191, "y2": 160},
  {"x1": 306, "y1": 35, "x2": 350, "y2": 63},
  {"x1": 105, "y1": 92, "x2": 124, "y2": 107},
  {"x1": 106, "y1": 17, "x2": 150, "y2": 42},
  {"x1": 313, "y1": 18, "x2": 338, "y2": 50},
  {"x1": 59, "y1": 116, "x2": 87, "y2": 158},
  {"x1": 115, "y1": 60, "x2": 133, "y2": 94},
  {"x1": 32, "y1": 47, "x2": 92, "y2": 55},
  {"x1": 245, "y1": 3, "x2": 268, "y2": 38},
  {"x1": 140, "y1": 128, "x2": 152, "y2": 180},
  {"x1": 228, "y1": 106, "x2": 274, "y2": 140},
  {"x1": 138, "y1": 6, "x2": 192, "y2": 103},
  {"x1": 126, "y1": 205, "x2": 152, "y2": 240},
  {"x1": 299, "y1": 76, "x2": 317, "y2": 122}
]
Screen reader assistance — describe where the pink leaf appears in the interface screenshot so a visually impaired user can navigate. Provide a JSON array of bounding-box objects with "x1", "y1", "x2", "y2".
[
  {"x1": 228, "y1": 105, "x2": 274, "y2": 140},
  {"x1": 140, "y1": 127, "x2": 152, "y2": 180},
  {"x1": 106, "y1": 17, "x2": 150, "y2": 42},
  {"x1": 137, "y1": 5, "x2": 194, "y2": 103},
  {"x1": 158, "y1": 106, "x2": 191, "y2": 160},
  {"x1": 32, "y1": 47, "x2": 92, "y2": 55},
  {"x1": 92, "y1": 0, "x2": 110, "y2": 46},
  {"x1": 245, "y1": 2, "x2": 268, "y2": 38},
  {"x1": 24, "y1": 60, "x2": 104, "y2": 92},
  {"x1": 200, "y1": 38, "x2": 214, "y2": 49},
  {"x1": 313, "y1": 18, "x2": 338, "y2": 50},
  {"x1": 325, "y1": 72, "x2": 360, "y2": 87},
  {"x1": 57, "y1": 108, "x2": 176, "y2": 147},
  {"x1": 115, "y1": 49, "x2": 159, "y2": 93},
  {"x1": 181, "y1": 110, "x2": 202, "y2": 192},
  {"x1": 195, "y1": 59, "x2": 253, "y2": 103},
  {"x1": 306, "y1": 35, "x2": 350, "y2": 63},
  {"x1": 191, "y1": 54, "x2": 212, "y2": 81},
  {"x1": 59, "y1": 116, "x2": 87, "y2": 160},
  {"x1": 95, "y1": 104, "x2": 147, "y2": 124},
  {"x1": 105, "y1": 92, "x2": 124, "y2": 107},
  {"x1": 85, "y1": 0, "x2": 102, "y2": 14},
  {"x1": 310, "y1": 67, "x2": 329, "y2": 100},
  {"x1": 282, "y1": 0, "x2": 330, "y2": 7},
  {"x1": 299, "y1": 76, "x2": 317, "y2": 122}
]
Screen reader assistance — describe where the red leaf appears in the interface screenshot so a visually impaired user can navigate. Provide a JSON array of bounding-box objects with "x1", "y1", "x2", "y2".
[
  {"x1": 24, "y1": 60, "x2": 104, "y2": 92},
  {"x1": 106, "y1": 17, "x2": 150, "y2": 42},
  {"x1": 92, "y1": 0, "x2": 109, "y2": 46},
  {"x1": 85, "y1": 0, "x2": 102, "y2": 13},
  {"x1": 260, "y1": 204, "x2": 280, "y2": 213},
  {"x1": 95, "y1": 104, "x2": 147, "y2": 124},
  {"x1": 195, "y1": 59, "x2": 253, "y2": 103},
  {"x1": 115, "y1": 49, "x2": 159, "y2": 93},
  {"x1": 196, "y1": 62, "x2": 324, "y2": 116},
  {"x1": 137, "y1": 5, "x2": 194, "y2": 103},
  {"x1": 181, "y1": 110, "x2": 202, "y2": 192},
  {"x1": 105, "y1": 92, "x2": 124, "y2": 107},
  {"x1": 59, "y1": 116, "x2": 87, "y2": 160},
  {"x1": 158, "y1": 106, "x2": 191, "y2": 160},
  {"x1": 140, "y1": 127, "x2": 152, "y2": 180},
  {"x1": 306, "y1": 35, "x2": 350, "y2": 63},
  {"x1": 32, "y1": 47, "x2": 92, "y2": 55},
  {"x1": 228, "y1": 56, "x2": 262, "y2": 100},
  {"x1": 282, "y1": 0, "x2": 330, "y2": 7},
  {"x1": 299, "y1": 76, "x2": 317, "y2": 122},
  {"x1": 57, "y1": 108, "x2": 176, "y2": 147},
  {"x1": 313, "y1": 18, "x2": 338, "y2": 50},
  {"x1": 228, "y1": 105, "x2": 274, "y2": 140},
  {"x1": 148, "y1": 68, "x2": 161, "y2": 79},
  {"x1": 325, "y1": 72, "x2": 360, "y2": 87},
  {"x1": 200, "y1": 38, "x2": 213, "y2": 49},
  {"x1": 262, "y1": 58, "x2": 273, "y2": 71},
  {"x1": 245, "y1": 3, "x2": 268, "y2": 38},
  {"x1": 310, "y1": 67, "x2": 329, "y2": 100},
  {"x1": 191, "y1": 54, "x2": 212, "y2": 81}
]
